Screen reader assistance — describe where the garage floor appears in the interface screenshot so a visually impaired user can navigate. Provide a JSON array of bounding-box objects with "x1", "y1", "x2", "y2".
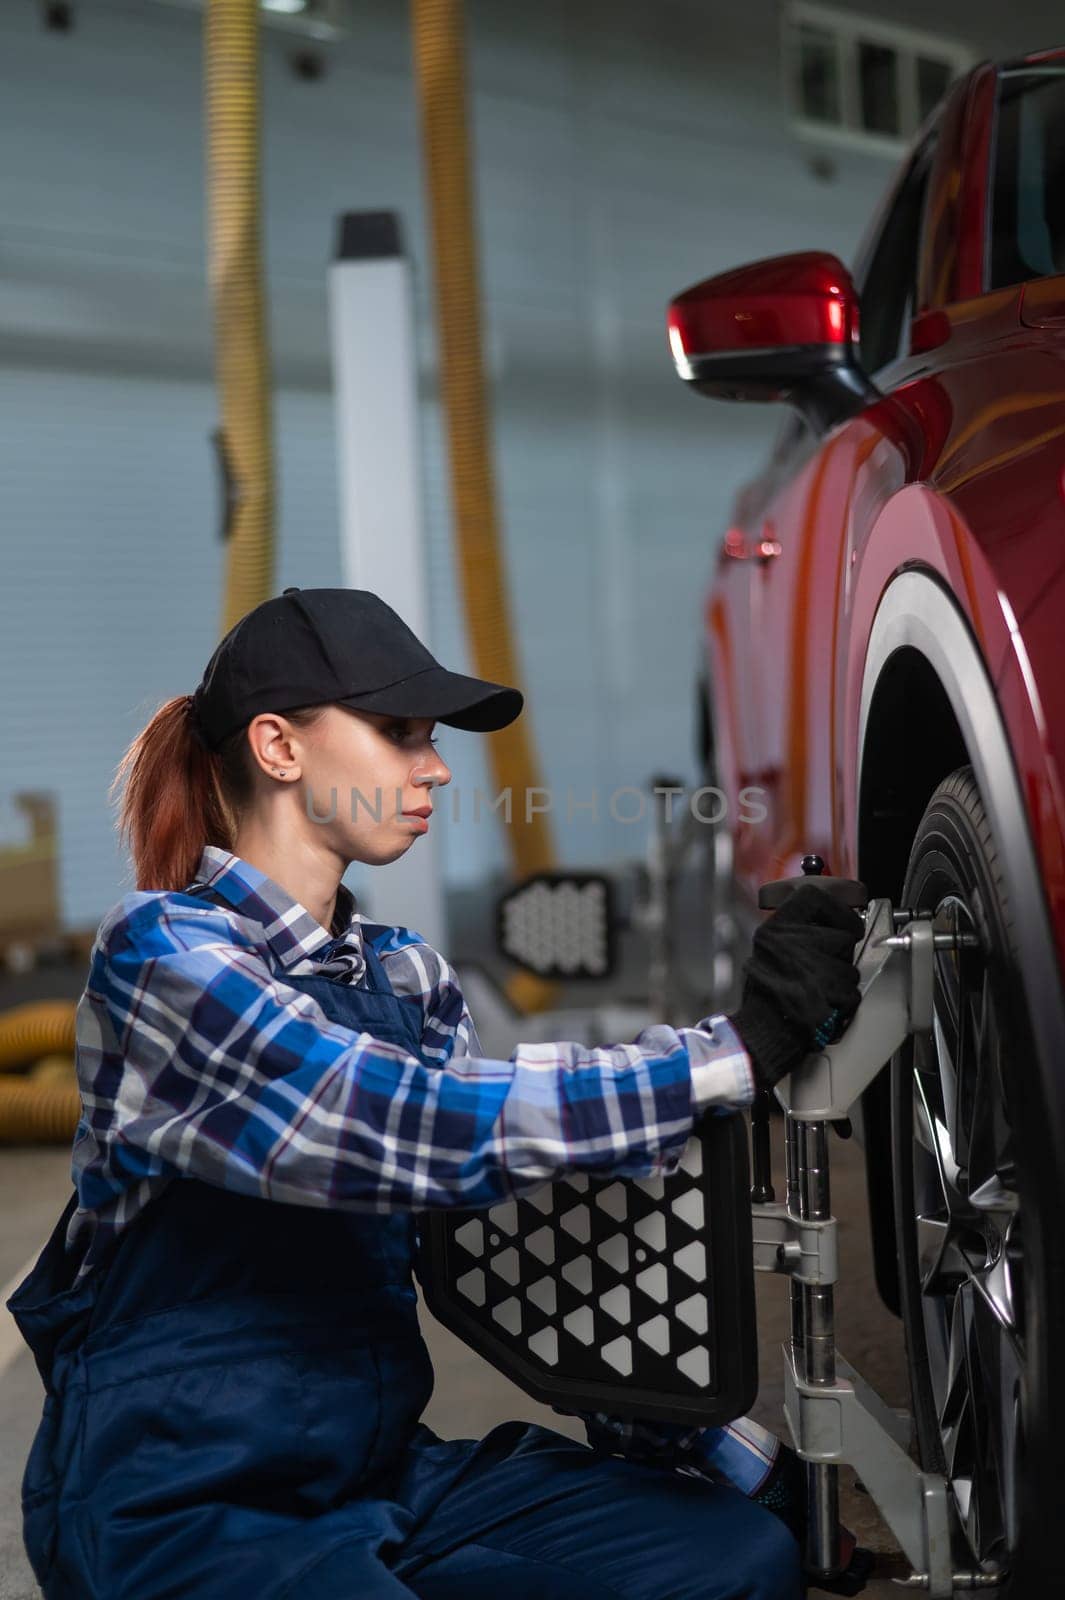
[{"x1": 0, "y1": 942, "x2": 913, "y2": 1598}]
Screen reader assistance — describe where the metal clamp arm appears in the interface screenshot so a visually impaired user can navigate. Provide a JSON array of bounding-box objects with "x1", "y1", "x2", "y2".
[
  {"x1": 774, "y1": 900, "x2": 938, "y2": 1122},
  {"x1": 751, "y1": 1202, "x2": 838, "y2": 1285},
  {"x1": 782, "y1": 1346, "x2": 955, "y2": 1596}
]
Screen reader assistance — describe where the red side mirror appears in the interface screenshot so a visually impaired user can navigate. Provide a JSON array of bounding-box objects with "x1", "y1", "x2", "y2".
[{"x1": 667, "y1": 251, "x2": 876, "y2": 433}]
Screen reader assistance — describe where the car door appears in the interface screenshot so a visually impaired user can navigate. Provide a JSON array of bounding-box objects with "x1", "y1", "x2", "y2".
[{"x1": 705, "y1": 472, "x2": 783, "y2": 886}]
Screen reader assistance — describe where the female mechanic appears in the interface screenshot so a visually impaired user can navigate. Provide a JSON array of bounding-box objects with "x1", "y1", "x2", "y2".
[{"x1": 9, "y1": 586, "x2": 864, "y2": 1600}]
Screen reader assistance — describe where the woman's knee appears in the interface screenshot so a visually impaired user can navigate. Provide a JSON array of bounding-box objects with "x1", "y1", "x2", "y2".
[
  {"x1": 665, "y1": 1484, "x2": 796, "y2": 1600},
  {"x1": 732, "y1": 1502, "x2": 804, "y2": 1600}
]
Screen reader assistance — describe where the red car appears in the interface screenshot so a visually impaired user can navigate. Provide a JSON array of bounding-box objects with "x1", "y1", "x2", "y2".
[{"x1": 668, "y1": 48, "x2": 1065, "y2": 1595}]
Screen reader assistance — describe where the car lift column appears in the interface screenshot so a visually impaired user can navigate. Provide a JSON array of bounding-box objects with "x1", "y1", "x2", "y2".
[{"x1": 328, "y1": 212, "x2": 447, "y2": 952}]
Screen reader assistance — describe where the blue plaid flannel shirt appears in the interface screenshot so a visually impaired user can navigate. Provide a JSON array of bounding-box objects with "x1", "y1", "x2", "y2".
[{"x1": 68, "y1": 845, "x2": 779, "y2": 1494}]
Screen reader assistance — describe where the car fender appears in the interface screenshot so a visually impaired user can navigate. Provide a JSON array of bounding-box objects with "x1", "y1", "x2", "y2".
[{"x1": 857, "y1": 565, "x2": 1065, "y2": 1129}]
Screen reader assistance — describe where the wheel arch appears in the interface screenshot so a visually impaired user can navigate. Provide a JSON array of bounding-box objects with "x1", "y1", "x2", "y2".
[{"x1": 855, "y1": 568, "x2": 1065, "y2": 1317}]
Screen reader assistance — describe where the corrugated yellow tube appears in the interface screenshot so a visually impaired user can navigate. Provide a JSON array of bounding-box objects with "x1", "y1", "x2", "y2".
[
  {"x1": 0, "y1": 999, "x2": 76, "y2": 1071},
  {"x1": 0, "y1": 1001, "x2": 79, "y2": 1143},
  {"x1": 205, "y1": 0, "x2": 275, "y2": 630},
  {"x1": 0, "y1": 1079, "x2": 81, "y2": 1146},
  {"x1": 411, "y1": 0, "x2": 558, "y2": 1013}
]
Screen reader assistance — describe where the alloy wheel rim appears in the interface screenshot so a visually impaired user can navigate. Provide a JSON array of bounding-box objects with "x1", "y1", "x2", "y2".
[{"x1": 910, "y1": 893, "x2": 1025, "y2": 1571}]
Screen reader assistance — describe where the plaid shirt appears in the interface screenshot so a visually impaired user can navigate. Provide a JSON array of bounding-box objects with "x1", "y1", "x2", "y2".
[{"x1": 69, "y1": 845, "x2": 777, "y2": 1492}]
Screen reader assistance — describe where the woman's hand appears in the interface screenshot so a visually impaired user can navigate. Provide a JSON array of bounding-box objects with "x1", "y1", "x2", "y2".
[{"x1": 726, "y1": 883, "x2": 865, "y2": 1091}]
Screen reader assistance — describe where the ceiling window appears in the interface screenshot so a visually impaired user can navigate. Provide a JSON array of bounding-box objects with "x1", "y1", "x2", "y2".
[{"x1": 785, "y1": 3, "x2": 973, "y2": 154}]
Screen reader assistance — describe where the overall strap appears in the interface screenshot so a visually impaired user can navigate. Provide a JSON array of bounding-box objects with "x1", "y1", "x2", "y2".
[
  {"x1": 183, "y1": 875, "x2": 427, "y2": 1061},
  {"x1": 359, "y1": 930, "x2": 394, "y2": 993}
]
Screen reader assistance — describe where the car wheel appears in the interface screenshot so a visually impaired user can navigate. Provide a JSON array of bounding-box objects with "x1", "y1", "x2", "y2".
[{"x1": 890, "y1": 765, "x2": 1063, "y2": 1590}]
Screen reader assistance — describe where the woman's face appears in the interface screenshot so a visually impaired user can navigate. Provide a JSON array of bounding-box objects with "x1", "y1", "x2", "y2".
[{"x1": 279, "y1": 704, "x2": 452, "y2": 866}]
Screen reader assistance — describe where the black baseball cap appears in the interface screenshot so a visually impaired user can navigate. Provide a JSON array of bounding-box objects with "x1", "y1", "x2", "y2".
[{"x1": 190, "y1": 587, "x2": 524, "y2": 752}]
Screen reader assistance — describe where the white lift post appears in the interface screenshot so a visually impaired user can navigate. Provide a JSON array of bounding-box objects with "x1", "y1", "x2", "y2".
[{"x1": 328, "y1": 211, "x2": 447, "y2": 952}]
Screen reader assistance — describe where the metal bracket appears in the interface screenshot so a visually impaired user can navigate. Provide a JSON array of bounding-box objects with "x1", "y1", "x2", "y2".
[
  {"x1": 782, "y1": 1345, "x2": 955, "y2": 1596},
  {"x1": 775, "y1": 900, "x2": 939, "y2": 1122},
  {"x1": 766, "y1": 896, "x2": 991, "y2": 1594},
  {"x1": 751, "y1": 1202, "x2": 837, "y2": 1285}
]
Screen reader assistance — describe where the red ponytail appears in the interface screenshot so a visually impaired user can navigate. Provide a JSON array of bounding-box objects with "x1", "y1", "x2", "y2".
[
  {"x1": 109, "y1": 696, "x2": 233, "y2": 892},
  {"x1": 110, "y1": 697, "x2": 327, "y2": 892}
]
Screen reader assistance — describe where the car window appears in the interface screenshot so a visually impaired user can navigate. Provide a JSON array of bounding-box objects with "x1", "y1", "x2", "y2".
[
  {"x1": 989, "y1": 66, "x2": 1065, "y2": 290},
  {"x1": 854, "y1": 135, "x2": 936, "y2": 375}
]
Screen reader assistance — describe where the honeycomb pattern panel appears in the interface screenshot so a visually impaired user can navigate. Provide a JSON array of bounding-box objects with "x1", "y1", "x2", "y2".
[{"x1": 496, "y1": 872, "x2": 617, "y2": 980}]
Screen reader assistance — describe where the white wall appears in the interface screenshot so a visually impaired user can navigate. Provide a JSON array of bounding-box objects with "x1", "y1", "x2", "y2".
[{"x1": 0, "y1": 0, "x2": 1059, "y2": 925}]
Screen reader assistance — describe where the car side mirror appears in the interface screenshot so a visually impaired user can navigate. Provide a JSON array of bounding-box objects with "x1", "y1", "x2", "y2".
[{"x1": 667, "y1": 251, "x2": 880, "y2": 434}]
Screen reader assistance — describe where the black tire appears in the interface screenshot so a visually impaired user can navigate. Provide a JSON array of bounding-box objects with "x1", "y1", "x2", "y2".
[{"x1": 890, "y1": 765, "x2": 1064, "y2": 1591}]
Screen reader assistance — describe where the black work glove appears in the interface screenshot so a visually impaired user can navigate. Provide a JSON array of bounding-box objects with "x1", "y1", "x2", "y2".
[{"x1": 727, "y1": 882, "x2": 864, "y2": 1091}]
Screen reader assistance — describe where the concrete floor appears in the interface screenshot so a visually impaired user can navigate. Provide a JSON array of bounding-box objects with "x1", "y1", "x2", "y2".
[{"x1": 0, "y1": 940, "x2": 912, "y2": 1597}]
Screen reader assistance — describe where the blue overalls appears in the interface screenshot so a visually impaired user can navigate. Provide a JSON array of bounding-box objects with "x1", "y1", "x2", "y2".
[{"x1": 8, "y1": 889, "x2": 802, "y2": 1600}]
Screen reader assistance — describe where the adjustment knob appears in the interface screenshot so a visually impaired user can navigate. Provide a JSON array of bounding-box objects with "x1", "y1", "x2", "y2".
[{"x1": 758, "y1": 851, "x2": 868, "y2": 911}]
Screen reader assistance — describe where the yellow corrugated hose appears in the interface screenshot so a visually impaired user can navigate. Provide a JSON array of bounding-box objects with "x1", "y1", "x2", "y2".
[
  {"x1": 0, "y1": 1000, "x2": 80, "y2": 1144},
  {"x1": 205, "y1": 0, "x2": 276, "y2": 631},
  {"x1": 411, "y1": 0, "x2": 559, "y2": 1013},
  {"x1": 0, "y1": 999, "x2": 75, "y2": 1068},
  {"x1": 0, "y1": 1078, "x2": 81, "y2": 1145}
]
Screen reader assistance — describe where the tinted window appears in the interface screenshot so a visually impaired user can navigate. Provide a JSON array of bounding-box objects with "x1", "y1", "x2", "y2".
[
  {"x1": 989, "y1": 68, "x2": 1065, "y2": 290},
  {"x1": 855, "y1": 136, "x2": 935, "y2": 374}
]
